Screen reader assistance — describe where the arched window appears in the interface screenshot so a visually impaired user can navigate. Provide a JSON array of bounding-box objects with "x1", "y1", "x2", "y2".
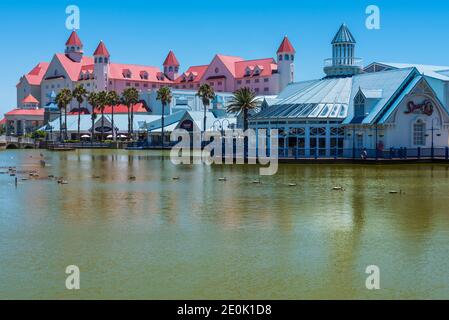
[
  {"x1": 291, "y1": 55, "x2": 294, "y2": 61},
  {"x1": 284, "y1": 54, "x2": 289, "y2": 60},
  {"x1": 99, "y1": 57, "x2": 103, "y2": 63},
  {"x1": 169, "y1": 66, "x2": 173, "y2": 72},
  {"x1": 354, "y1": 92, "x2": 365, "y2": 118},
  {"x1": 104, "y1": 58, "x2": 108, "y2": 63},
  {"x1": 279, "y1": 55, "x2": 283, "y2": 61},
  {"x1": 413, "y1": 119, "x2": 426, "y2": 146}
]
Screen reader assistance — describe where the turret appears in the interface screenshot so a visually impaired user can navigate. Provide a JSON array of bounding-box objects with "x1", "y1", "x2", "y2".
[
  {"x1": 163, "y1": 51, "x2": 180, "y2": 81},
  {"x1": 65, "y1": 31, "x2": 83, "y2": 62},
  {"x1": 277, "y1": 36, "x2": 295, "y2": 91},
  {"x1": 324, "y1": 24, "x2": 363, "y2": 77},
  {"x1": 93, "y1": 41, "x2": 110, "y2": 92}
]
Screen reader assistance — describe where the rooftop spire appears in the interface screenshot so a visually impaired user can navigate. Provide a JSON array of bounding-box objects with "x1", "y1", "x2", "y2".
[
  {"x1": 163, "y1": 50, "x2": 180, "y2": 66},
  {"x1": 94, "y1": 41, "x2": 110, "y2": 57},
  {"x1": 277, "y1": 36, "x2": 296, "y2": 54},
  {"x1": 332, "y1": 23, "x2": 356, "y2": 44},
  {"x1": 65, "y1": 30, "x2": 83, "y2": 47}
]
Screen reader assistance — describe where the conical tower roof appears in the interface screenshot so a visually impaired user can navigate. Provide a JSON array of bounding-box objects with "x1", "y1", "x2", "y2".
[
  {"x1": 94, "y1": 41, "x2": 110, "y2": 57},
  {"x1": 66, "y1": 31, "x2": 83, "y2": 46},
  {"x1": 331, "y1": 24, "x2": 356, "y2": 44}
]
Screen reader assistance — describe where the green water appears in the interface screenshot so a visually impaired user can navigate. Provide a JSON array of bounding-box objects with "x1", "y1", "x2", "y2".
[{"x1": 0, "y1": 149, "x2": 449, "y2": 299}]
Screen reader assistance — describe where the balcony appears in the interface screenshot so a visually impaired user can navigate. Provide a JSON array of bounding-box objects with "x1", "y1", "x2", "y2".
[{"x1": 324, "y1": 58, "x2": 363, "y2": 68}]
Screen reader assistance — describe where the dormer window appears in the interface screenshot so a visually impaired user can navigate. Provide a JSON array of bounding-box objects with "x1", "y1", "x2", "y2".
[
  {"x1": 354, "y1": 92, "x2": 366, "y2": 118},
  {"x1": 123, "y1": 69, "x2": 132, "y2": 78},
  {"x1": 140, "y1": 71, "x2": 149, "y2": 80},
  {"x1": 245, "y1": 67, "x2": 253, "y2": 76}
]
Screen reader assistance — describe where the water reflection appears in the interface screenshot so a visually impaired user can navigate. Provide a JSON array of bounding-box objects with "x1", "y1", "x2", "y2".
[{"x1": 1, "y1": 150, "x2": 449, "y2": 299}]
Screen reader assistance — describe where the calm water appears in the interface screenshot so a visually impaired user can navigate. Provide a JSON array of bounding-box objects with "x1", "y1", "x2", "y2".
[{"x1": 1, "y1": 149, "x2": 449, "y2": 299}]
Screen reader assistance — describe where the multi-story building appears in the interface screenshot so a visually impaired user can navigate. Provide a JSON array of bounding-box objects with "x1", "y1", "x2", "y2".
[{"x1": 4, "y1": 31, "x2": 295, "y2": 135}]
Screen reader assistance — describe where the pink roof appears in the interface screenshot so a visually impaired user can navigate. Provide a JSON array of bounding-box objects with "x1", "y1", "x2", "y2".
[
  {"x1": 102, "y1": 102, "x2": 148, "y2": 114},
  {"x1": 163, "y1": 51, "x2": 180, "y2": 66},
  {"x1": 22, "y1": 62, "x2": 49, "y2": 86},
  {"x1": 66, "y1": 31, "x2": 83, "y2": 47},
  {"x1": 94, "y1": 41, "x2": 110, "y2": 57},
  {"x1": 108, "y1": 63, "x2": 172, "y2": 83},
  {"x1": 234, "y1": 58, "x2": 277, "y2": 78},
  {"x1": 5, "y1": 108, "x2": 45, "y2": 116},
  {"x1": 277, "y1": 36, "x2": 295, "y2": 53},
  {"x1": 0, "y1": 118, "x2": 6, "y2": 125},
  {"x1": 175, "y1": 65, "x2": 208, "y2": 83},
  {"x1": 22, "y1": 94, "x2": 39, "y2": 104},
  {"x1": 54, "y1": 54, "x2": 94, "y2": 81},
  {"x1": 216, "y1": 54, "x2": 244, "y2": 76}
]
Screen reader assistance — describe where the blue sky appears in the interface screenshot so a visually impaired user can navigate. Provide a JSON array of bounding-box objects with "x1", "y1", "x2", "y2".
[{"x1": 1, "y1": 0, "x2": 449, "y2": 115}]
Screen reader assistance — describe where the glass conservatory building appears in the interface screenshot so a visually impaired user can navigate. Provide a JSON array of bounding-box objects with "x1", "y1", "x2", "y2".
[{"x1": 249, "y1": 24, "x2": 449, "y2": 159}]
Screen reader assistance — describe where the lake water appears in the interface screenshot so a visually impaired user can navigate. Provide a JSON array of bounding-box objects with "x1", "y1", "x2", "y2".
[{"x1": 1, "y1": 149, "x2": 449, "y2": 299}]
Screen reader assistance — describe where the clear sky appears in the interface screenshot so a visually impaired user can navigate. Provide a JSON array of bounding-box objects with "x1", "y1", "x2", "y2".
[{"x1": 1, "y1": 0, "x2": 449, "y2": 115}]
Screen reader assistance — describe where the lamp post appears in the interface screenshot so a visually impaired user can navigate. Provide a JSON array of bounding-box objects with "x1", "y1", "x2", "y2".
[{"x1": 426, "y1": 118, "x2": 441, "y2": 159}]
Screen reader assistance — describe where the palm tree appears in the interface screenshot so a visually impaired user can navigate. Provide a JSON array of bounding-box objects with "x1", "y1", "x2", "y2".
[
  {"x1": 96, "y1": 91, "x2": 108, "y2": 142},
  {"x1": 226, "y1": 87, "x2": 258, "y2": 131},
  {"x1": 87, "y1": 92, "x2": 99, "y2": 144},
  {"x1": 106, "y1": 90, "x2": 120, "y2": 141},
  {"x1": 156, "y1": 86, "x2": 172, "y2": 147},
  {"x1": 197, "y1": 84, "x2": 215, "y2": 134},
  {"x1": 122, "y1": 87, "x2": 139, "y2": 139},
  {"x1": 55, "y1": 88, "x2": 72, "y2": 142},
  {"x1": 72, "y1": 84, "x2": 88, "y2": 141}
]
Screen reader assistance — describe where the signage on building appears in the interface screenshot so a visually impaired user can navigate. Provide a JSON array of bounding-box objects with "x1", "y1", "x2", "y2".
[{"x1": 404, "y1": 100, "x2": 434, "y2": 116}]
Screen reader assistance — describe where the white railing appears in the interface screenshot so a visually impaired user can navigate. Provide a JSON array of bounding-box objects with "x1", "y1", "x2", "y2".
[{"x1": 324, "y1": 58, "x2": 363, "y2": 68}]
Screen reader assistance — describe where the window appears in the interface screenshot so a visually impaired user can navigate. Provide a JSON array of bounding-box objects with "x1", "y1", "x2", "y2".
[
  {"x1": 279, "y1": 55, "x2": 283, "y2": 61},
  {"x1": 354, "y1": 92, "x2": 365, "y2": 118},
  {"x1": 255, "y1": 88, "x2": 259, "y2": 93},
  {"x1": 144, "y1": 84, "x2": 148, "y2": 88},
  {"x1": 218, "y1": 81, "x2": 222, "y2": 86},
  {"x1": 237, "y1": 80, "x2": 242, "y2": 85},
  {"x1": 135, "y1": 83, "x2": 140, "y2": 87},
  {"x1": 169, "y1": 66, "x2": 173, "y2": 72},
  {"x1": 264, "y1": 87, "x2": 269, "y2": 92},
  {"x1": 413, "y1": 120, "x2": 426, "y2": 146},
  {"x1": 264, "y1": 78, "x2": 269, "y2": 83},
  {"x1": 215, "y1": 67, "x2": 219, "y2": 73},
  {"x1": 255, "y1": 79, "x2": 259, "y2": 83},
  {"x1": 245, "y1": 79, "x2": 250, "y2": 84},
  {"x1": 284, "y1": 54, "x2": 289, "y2": 60},
  {"x1": 104, "y1": 58, "x2": 108, "y2": 63},
  {"x1": 291, "y1": 55, "x2": 294, "y2": 61},
  {"x1": 126, "y1": 82, "x2": 131, "y2": 87}
]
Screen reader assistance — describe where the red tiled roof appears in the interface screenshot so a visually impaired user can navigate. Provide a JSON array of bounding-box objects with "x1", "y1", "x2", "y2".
[
  {"x1": 54, "y1": 54, "x2": 94, "y2": 81},
  {"x1": 234, "y1": 58, "x2": 277, "y2": 78},
  {"x1": 101, "y1": 103, "x2": 148, "y2": 114},
  {"x1": 163, "y1": 51, "x2": 180, "y2": 66},
  {"x1": 21, "y1": 94, "x2": 39, "y2": 104},
  {"x1": 277, "y1": 36, "x2": 295, "y2": 53},
  {"x1": 175, "y1": 65, "x2": 208, "y2": 83},
  {"x1": 94, "y1": 41, "x2": 110, "y2": 57},
  {"x1": 5, "y1": 108, "x2": 45, "y2": 116},
  {"x1": 21, "y1": 62, "x2": 49, "y2": 86},
  {"x1": 108, "y1": 63, "x2": 172, "y2": 83},
  {"x1": 66, "y1": 31, "x2": 83, "y2": 47},
  {"x1": 216, "y1": 54, "x2": 244, "y2": 76},
  {"x1": 0, "y1": 118, "x2": 6, "y2": 125}
]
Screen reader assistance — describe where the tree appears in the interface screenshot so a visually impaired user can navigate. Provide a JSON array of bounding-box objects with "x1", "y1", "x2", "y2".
[
  {"x1": 72, "y1": 84, "x2": 88, "y2": 140},
  {"x1": 226, "y1": 87, "x2": 258, "y2": 131},
  {"x1": 96, "y1": 91, "x2": 108, "y2": 142},
  {"x1": 87, "y1": 92, "x2": 99, "y2": 144},
  {"x1": 156, "y1": 86, "x2": 172, "y2": 147},
  {"x1": 121, "y1": 87, "x2": 139, "y2": 139},
  {"x1": 106, "y1": 90, "x2": 120, "y2": 141},
  {"x1": 197, "y1": 84, "x2": 215, "y2": 134},
  {"x1": 55, "y1": 88, "x2": 72, "y2": 141}
]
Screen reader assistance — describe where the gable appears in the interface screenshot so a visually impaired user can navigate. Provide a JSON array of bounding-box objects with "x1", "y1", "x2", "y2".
[
  {"x1": 383, "y1": 77, "x2": 449, "y2": 125},
  {"x1": 202, "y1": 55, "x2": 238, "y2": 81}
]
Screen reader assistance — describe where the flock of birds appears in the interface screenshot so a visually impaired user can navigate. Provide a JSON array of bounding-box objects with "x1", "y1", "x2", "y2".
[{"x1": 4, "y1": 153, "x2": 404, "y2": 195}]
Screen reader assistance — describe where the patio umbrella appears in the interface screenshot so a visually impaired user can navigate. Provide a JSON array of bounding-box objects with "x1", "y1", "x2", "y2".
[
  {"x1": 81, "y1": 134, "x2": 90, "y2": 138},
  {"x1": 106, "y1": 135, "x2": 113, "y2": 139}
]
